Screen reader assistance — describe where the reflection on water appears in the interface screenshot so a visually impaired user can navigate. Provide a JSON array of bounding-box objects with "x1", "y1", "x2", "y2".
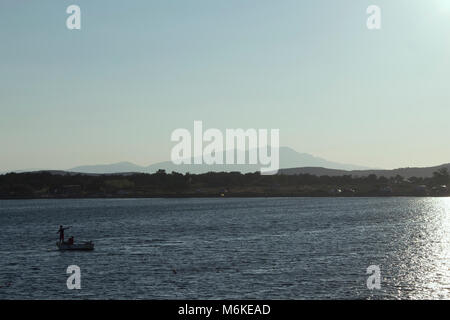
[
  {"x1": 384, "y1": 198, "x2": 450, "y2": 299},
  {"x1": 0, "y1": 197, "x2": 448, "y2": 299}
]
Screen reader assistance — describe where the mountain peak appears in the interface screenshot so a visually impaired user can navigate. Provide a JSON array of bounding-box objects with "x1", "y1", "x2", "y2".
[{"x1": 65, "y1": 147, "x2": 370, "y2": 174}]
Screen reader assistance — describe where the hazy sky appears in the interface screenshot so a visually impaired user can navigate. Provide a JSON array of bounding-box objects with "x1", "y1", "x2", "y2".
[{"x1": 1, "y1": 0, "x2": 450, "y2": 171}]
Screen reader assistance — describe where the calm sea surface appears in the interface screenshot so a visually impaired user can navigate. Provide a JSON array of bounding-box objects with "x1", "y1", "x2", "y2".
[{"x1": 0, "y1": 197, "x2": 449, "y2": 299}]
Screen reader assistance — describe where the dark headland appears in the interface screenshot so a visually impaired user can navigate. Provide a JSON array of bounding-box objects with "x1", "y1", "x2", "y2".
[{"x1": 0, "y1": 166, "x2": 449, "y2": 199}]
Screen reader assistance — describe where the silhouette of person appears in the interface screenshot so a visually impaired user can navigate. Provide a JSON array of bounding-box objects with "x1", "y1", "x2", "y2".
[{"x1": 57, "y1": 225, "x2": 70, "y2": 243}]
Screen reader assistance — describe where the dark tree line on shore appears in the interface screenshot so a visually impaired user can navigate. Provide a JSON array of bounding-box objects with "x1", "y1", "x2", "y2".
[{"x1": 0, "y1": 168, "x2": 448, "y2": 198}]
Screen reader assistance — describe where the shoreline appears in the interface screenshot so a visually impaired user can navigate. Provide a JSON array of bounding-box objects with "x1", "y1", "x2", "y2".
[
  {"x1": 1, "y1": 194, "x2": 448, "y2": 200},
  {"x1": 1, "y1": 170, "x2": 448, "y2": 199}
]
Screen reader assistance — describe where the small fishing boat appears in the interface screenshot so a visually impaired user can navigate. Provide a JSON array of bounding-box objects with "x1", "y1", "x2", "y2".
[{"x1": 56, "y1": 241, "x2": 94, "y2": 251}]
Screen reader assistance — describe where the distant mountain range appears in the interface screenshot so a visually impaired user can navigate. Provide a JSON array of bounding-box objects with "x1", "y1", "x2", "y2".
[
  {"x1": 68, "y1": 147, "x2": 372, "y2": 174},
  {"x1": 2, "y1": 146, "x2": 448, "y2": 178}
]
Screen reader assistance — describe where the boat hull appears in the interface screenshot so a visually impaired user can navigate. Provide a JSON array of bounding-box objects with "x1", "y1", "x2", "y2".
[{"x1": 56, "y1": 241, "x2": 94, "y2": 251}]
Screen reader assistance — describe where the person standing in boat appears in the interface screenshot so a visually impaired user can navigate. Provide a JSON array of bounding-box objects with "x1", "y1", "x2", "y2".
[{"x1": 57, "y1": 225, "x2": 70, "y2": 243}]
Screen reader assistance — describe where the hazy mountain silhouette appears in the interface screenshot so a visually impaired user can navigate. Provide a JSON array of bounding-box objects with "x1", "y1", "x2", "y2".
[
  {"x1": 70, "y1": 161, "x2": 144, "y2": 174},
  {"x1": 67, "y1": 147, "x2": 371, "y2": 174},
  {"x1": 4, "y1": 146, "x2": 448, "y2": 178}
]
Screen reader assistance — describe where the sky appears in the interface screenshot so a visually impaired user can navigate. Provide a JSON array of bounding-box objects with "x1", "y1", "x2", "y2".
[{"x1": 1, "y1": 0, "x2": 450, "y2": 171}]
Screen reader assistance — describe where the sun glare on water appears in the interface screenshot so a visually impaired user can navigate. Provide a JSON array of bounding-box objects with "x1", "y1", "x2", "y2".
[
  {"x1": 428, "y1": 198, "x2": 450, "y2": 298},
  {"x1": 400, "y1": 198, "x2": 450, "y2": 299}
]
